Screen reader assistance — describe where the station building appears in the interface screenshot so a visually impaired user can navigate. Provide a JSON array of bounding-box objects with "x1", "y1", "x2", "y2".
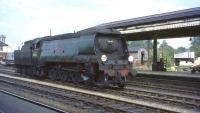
[
  {"x1": 128, "y1": 47, "x2": 148, "y2": 70},
  {"x1": 174, "y1": 52, "x2": 195, "y2": 66},
  {"x1": 174, "y1": 51, "x2": 200, "y2": 71},
  {"x1": 0, "y1": 35, "x2": 12, "y2": 63}
]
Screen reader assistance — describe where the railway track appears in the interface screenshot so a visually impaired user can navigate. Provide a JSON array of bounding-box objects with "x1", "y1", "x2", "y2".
[
  {"x1": 0, "y1": 66, "x2": 200, "y2": 112},
  {"x1": 0, "y1": 73, "x2": 172, "y2": 113},
  {"x1": 129, "y1": 76, "x2": 200, "y2": 88},
  {"x1": 126, "y1": 80, "x2": 200, "y2": 98}
]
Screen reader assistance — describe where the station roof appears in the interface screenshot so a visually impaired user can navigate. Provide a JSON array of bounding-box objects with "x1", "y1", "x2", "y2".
[
  {"x1": 81, "y1": 7, "x2": 200, "y2": 40},
  {"x1": 97, "y1": 7, "x2": 200, "y2": 29}
]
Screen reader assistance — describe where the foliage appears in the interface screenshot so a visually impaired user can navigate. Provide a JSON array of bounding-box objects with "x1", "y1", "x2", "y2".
[
  {"x1": 128, "y1": 38, "x2": 200, "y2": 70},
  {"x1": 175, "y1": 47, "x2": 188, "y2": 54},
  {"x1": 158, "y1": 40, "x2": 174, "y2": 68},
  {"x1": 190, "y1": 36, "x2": 200, "y2": 57},
  {"x1": 128, "y1": 40, "x2": 177, "y2": 69}
]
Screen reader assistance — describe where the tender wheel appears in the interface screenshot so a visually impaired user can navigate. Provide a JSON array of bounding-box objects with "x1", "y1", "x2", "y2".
[
  {"x1": 191, "y1": 70, "x2": 196, "y2": 74},
  {"x1": 118, "y1": 83, "x2": 125, "y2": 88}
]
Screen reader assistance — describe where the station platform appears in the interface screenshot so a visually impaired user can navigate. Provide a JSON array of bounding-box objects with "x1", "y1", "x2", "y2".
[
  {"x1": 136, "y1": 70, "x2": 200, "y2": 82},
  {"x1": 0, "y1": 91, "x2": 61, "y2": 113}
]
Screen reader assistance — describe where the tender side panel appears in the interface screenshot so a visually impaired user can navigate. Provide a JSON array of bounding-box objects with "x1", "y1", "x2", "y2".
[
  {"x1": 40, "y1": 38, "x2": 78, "y2": 62},
  {"x1": 40, "y1": 35, "x2": 96, "y2": 63}
]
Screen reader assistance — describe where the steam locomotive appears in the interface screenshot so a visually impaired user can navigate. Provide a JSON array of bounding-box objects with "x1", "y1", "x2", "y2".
[{"x1": 14, "y1": 28, "x2": 133, "y2": 87}]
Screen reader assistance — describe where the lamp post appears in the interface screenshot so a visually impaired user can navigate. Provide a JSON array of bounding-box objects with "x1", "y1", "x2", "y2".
[
  {"x1": 189, "y1": 37, "x2": 192, "y2": 63},
  {"x1": 50, "y1": 29, "x2": 52, "y2": 37}
]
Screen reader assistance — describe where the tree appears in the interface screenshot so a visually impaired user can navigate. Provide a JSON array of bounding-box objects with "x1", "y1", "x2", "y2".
[
  {"x1": 190, "y1": 36, "x2": 200, "y2": 57},
  {"x1": 158, "y1": 40, "x2": 174, "y2": 68},
  {"x1": 175, "y1": 47, "x2": 188, "y2": 54}
]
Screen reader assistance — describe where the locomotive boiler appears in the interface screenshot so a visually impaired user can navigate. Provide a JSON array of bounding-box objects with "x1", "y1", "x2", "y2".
[{"x1": 14, "y1": 28, "x2": 133, "y2": 87}]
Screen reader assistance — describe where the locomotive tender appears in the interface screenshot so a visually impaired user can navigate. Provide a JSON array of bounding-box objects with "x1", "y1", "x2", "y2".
[{"x1": 14, "y1": 28, "x2": 133, "y2": 87}]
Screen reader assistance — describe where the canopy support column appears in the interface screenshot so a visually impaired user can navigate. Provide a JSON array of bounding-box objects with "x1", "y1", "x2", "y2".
[{"x1": 152, "y1": 38, "x2": 157, "y2": 71}]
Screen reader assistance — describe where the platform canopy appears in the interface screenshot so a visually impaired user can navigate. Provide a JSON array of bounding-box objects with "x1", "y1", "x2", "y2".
[{"x1": 83, "y1": 7, "x2": 200, "y2": 41}]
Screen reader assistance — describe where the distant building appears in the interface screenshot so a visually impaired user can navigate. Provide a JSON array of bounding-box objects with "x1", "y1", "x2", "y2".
[
  {"x1": 4, "y1": 52, "x2": 14, "y2": 65},
  {"x1": 0, "y1": 35, "x2": 6, "y2": 51},
  {"x1": 0, "y1": 35, "x2": 11, "y2": 63},
  {"x1": 174, "y1": 51, "x2": 195, "y2": 66},
  {"x1": 194, "y1": 57, "x2": 200, "y2": 66},
  {"x1": 128, "y1": 47, "x2": 148, "y2": 69}
]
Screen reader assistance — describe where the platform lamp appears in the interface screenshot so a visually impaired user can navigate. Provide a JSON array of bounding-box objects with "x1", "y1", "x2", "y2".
[
  {"x1": 188, "y1": 37, "x2": 192, "y2": 61},
  {"x1": 189, "y1": 37, "x2": 192, "y2": 41}
]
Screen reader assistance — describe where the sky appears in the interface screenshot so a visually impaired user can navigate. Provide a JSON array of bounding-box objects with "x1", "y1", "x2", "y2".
[{"x1": 0, "y1": 0, "x2": 200, "y2": 51}]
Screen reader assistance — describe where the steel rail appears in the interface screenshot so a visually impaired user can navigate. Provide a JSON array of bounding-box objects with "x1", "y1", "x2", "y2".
[
  {"x1": 0, "y1": 66, "x2": 200, "y2": 112},
  {"x1": 0, "y1": 72, "x2": 198, "y2": 113}
]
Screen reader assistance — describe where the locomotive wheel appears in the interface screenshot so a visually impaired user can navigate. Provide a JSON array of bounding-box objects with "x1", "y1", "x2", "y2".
[
  {"x1": 22, "y1": 68, "x2": 26, "y2": 75},
  {"x1": 16, "y1": 68, "x2": 20, "y2": 73},
  {"x1": 48, "y1": 69, "x2": 52, "y2": 79},
  {"x1": 56, "y1": 69, "x2": 62, "y2": 81},
  {"x1": 83, "y1": 71, "x2": 94, "y2": 82},
  {"x1": 31, "y1": 67, "x2": 36, "y2": 76},
  {"x1": 36, "y1": 69, "x2": 46, "y2": 79},
  {"x1": 60, "y1": 71, "x2": 67, "y2": 82},
  {"x1": 68, "y1": 71, "x2": 74, "y2": 82},
  {"x1": 24, "y1": 67, "x2": 28, "y2": 75},
  {"x1": 54, "y1": 69, "x2": 59, "y2": 80},
  {"x1": 48, "y1": 68, "x2": 56, "y2": 80},
  {"x1": 18, "y1": 67, "x2": 22, "y2": 75},
  {"x1": 26, "y1": 68, "x2": 30, "y2": 75},
  {"x1": 72, "y1": 72, "x2": 79, "y2": 83},
  {"x1": 98, "y1": 74, "x2": 108, "y2": 83},
  {"x1": 71, "y1": 72, "x2": 76, "y2": 82},
  {"x1": 47, "y1": 66, "x2": 94, "y2": 84},
  {"x1": 64, "y1": 71, "x2": 71, "y2": 82}
]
